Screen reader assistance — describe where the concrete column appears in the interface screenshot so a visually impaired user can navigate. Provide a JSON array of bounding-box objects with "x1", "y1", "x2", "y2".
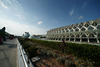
[
  {"x1": 80, "y1": 38, "x2": 82, "y2": 42},
  {"x1": 80, "y1": 34, "x2": 82, "y2": 42},
  {"x1": 87, "y1": 33, "x2": 90, "y2": 42},
  {"x1": 65, "y1": 36, "x2": 67, "y2": 41},
  {"x1": 74, "y1": 38, "x2": 76, "y2": 42},
  {"x1": 68, "y1": 37, "x2": 70, "y2": 41},
  {"x1": 74, "y1": 34, "x2": 76, "y2": 42},
  {"x1": 88, "y1": 38, "x2": 90, "y2": 42},
  {"x1": 96, "y1": 32, "x2": 99, "y2": 43},
  {"x1": 69, "y1": 34, "x2": 70, "y2": 41},
  {"x1": 97, "y1": 38, "x2": 99, "y2": 43}
]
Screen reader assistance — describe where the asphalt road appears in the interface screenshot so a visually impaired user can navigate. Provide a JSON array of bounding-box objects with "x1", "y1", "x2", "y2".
[{"x1": 0, "y1": 38, "x2": 17, "y2": 67}]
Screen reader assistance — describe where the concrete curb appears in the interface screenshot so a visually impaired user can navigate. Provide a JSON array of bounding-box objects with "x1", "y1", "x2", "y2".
[{"x1": 16, "y1": 38, "x2": 34, "y2": 67}]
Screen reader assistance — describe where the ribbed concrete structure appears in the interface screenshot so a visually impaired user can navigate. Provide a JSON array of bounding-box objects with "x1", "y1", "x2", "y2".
[{"x1": 47, "y1": 19, "x2": 100, "y2": 43}]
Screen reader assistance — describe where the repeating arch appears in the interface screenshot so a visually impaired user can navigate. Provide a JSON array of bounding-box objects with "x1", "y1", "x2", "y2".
[
  {"x1": 92, "y1": 22, "x2": 97, "y2": 26},
  {"x1": 47, "y1": 19, "x2": 100, "y2": 43},
  {"x1": 88, "y1": 33, "x2": 95, "y2": 37},
  {"x1": 97, "y1": 25, "x2": 100, "y2": 29},
  {"x1": 88, "y1": 26, "x2": 94, "y2": 30},
  {"x1": 81, "y1": 27, "x2": 86, "y2": 31},
  {"x1": 82, "y1": 34, "x2": 87, "y2": 37}
]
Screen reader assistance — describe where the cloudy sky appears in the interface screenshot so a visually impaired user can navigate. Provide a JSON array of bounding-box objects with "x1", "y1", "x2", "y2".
[{"x1": 0, "y1": 0, "x2": 100, "y2": 36}]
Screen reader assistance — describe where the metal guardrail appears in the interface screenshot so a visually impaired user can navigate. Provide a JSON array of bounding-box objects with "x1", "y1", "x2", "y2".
[
  {"x1": 19, "y1": 45, "x2": 29, "y2": 67},
  {"x1": 17, "y1": 39, "x2": 34, "y2": 67}
]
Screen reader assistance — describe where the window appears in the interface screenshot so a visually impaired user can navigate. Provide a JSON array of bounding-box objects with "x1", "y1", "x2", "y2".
[
  {"x1": 81, "y1": 27, "x2": 86, "y2": 31},
  {"x1": 84, "y1": 23, "x2": 89, "y2": 27},
  {"x1": 70, "y1": 29, "x2": 73, "y2": 32},
  {"x1": 82, "y1": 34, "x2": 87, "y2": 37},
  {"x1": 88, "y1": 26, "x2": 94, "y2": 30},
  {"x1": 75, "y1": 28, "x2": 79, "y2": 31},
  {"x1": 97, "y1": 25, "x2": 100, "y2": 29},
  {"x1": 89, "y1": 33, "x2": 95, "y2": 37},
  {"x1": 92, "y1": 22, "x2": 97, "y2": 26},
  {"x1": 76, "y1": 34, "x2": 80, "y2": 37}
]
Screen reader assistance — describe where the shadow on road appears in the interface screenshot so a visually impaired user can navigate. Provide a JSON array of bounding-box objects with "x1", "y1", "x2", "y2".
[
  {"x1": 0, "y1": 39, "x2": 17, "y2": 67},
  {"x1": 0, "y1": 43, "x2": 17, "y2": 48}
]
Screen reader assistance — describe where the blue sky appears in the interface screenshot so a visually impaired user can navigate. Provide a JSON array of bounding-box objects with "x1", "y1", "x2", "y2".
[{"x1": 0, "y1": 0, "x2": 100, "y2": 35}]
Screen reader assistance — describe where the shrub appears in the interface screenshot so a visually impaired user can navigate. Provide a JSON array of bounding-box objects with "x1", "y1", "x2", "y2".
[
  {"x1": 47, "y1": 51, "x2": 52, "y2": 57},
  {"x1": 51, "y1": 52, "x2": 58, "y2": 58},
  {"x1": 65, "y1": 60, "x2": 76, "y2": 67},
  {"x1": 22, "y1": 44, "x2": 31, "y2": 50},
  {"x1": 18, "y1": 38, "x2": 100, "y2": 62},
  {"x1": 56, "y1": 56, "x2": 66, "y2": 64},
  {"x1": 27, "y1": 46, "x2": 38, "y2": 58},
  {"x1": 38, "y1": 48, "x2": 47, "y2": 55},
  {"x1": 41, "y1": 51, "x2": 47, "y2": 55}
]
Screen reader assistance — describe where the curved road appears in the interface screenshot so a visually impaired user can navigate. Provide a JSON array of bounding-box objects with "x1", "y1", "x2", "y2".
[{"x1": 0, "y1": 38, "x2": 17, "y2": 67}]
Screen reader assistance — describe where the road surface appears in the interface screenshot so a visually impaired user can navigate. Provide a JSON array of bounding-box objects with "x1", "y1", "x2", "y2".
[{"x1": 0, "y1": 38, "x2": 17, "y2": 67}]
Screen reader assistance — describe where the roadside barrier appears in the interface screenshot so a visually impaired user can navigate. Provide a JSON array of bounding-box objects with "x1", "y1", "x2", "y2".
[{"x1": 17, "y1": 39, "x2": 34, "y2": 67}]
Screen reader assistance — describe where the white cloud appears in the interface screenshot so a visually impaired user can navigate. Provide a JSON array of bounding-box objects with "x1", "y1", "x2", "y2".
[
  {"x1": 0, "y1": 0, "x2": 46, "y2": 36},
  {"x1": 6, "y1": 0, "x2": 25, "y2": 20},
  {"x1": 69, "y1": 9, "x2": 74, "y2": 16},
  {"x1": 78, "y1": 16, "x2": 83, "y2": 19},
  {"x1": 0, "y1": 18, "x2": 46, "y2": 36},
  {"x1": 37, "y1": 21, "x2": 42, "y2": 25},
  {"x1": 15, "y1": 14, "x2": 24, "y2": 20},
  {"x1": 0, "y1": 1, "x2": 8, "y2": 9},
  {"x1": 6, "y1": 0, "x2": 12, "y2": 5}
]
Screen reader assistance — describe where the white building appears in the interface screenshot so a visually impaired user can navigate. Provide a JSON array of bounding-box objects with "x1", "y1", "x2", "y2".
[
  {"x1": 22, "y1": 32, "x2": 30, "y2": 38},
  {"x1": 47, "y1": 19, "x2": 100, "y2": 43}
]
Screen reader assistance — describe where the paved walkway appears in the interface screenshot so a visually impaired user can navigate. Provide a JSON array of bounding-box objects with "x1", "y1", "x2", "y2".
[{"x1": 0, "y1": 38, "x2": 17, "y2": 67}]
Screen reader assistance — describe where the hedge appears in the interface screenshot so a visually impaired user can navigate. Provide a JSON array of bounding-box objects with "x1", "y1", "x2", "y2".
[{"x1": 18, "y1": 38, "x2": 100, "y2": 62}]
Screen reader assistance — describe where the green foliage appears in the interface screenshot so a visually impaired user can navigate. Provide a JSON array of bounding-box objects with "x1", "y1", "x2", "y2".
[
  {"x1": 46, "y1": 51, "x2": 52, "y2": 57},
  {"x1": 64, "y1": 43, "x2": 100, "y2": 62},
  {"x1": 27, "y1": 46, "x2": 38, "y2": 58},
  {"x1": 56, "y1": 56, "x2": 66, "y2": 64},
  {"x1": 19, "y1": 38, "x2": 100, "y2": 62},
  {"x1": 22, "y1": 44, "x2": 31, "y2": 49},
  {"x1": 40, "y1": 49, "x2": 47, "y2": 55},
  {"x1": 65, "y1": 60, "x2": 76, "y2": 67},
  {"x1": 51, "y1": 52, "x2": 58, "y2": 58}
]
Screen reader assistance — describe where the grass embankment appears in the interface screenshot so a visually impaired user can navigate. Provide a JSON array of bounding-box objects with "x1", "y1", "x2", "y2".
[{"x1": 18, "y1": 38, "x2": 100, "y2": 66}]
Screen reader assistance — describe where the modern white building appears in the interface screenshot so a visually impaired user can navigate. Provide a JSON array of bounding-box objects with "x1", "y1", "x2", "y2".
[
  {"x1": 47, "y1": 19, "x2": 100, "y2": 43},
  {"x1": 30, "y1": 34, "x2": 46, "y2": 40},
  {"x1": 22, "y1": 32, "x2": 30, "y2": 38}
]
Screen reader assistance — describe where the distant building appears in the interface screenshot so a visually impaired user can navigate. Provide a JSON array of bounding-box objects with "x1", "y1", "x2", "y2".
[
  {"x1": 47, "y1": 19, "x2": 100, "y2": 43},
  {"x1": 22, "y1": 32, "x2": 30, "y2": 38},
  {"x1": 30, "y1": 35, "x2": 41, "y2": 39},
  {"x1": 30, "y1": 34, "x2": 46, "y2": 40}
]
